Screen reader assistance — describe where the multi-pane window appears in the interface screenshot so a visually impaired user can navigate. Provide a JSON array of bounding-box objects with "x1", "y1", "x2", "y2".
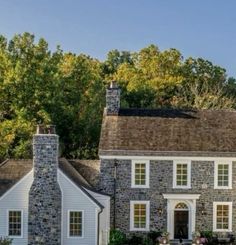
[
  {"x1": 218, "y1": 164, "x2": 229, "y2": 187},
  {"x1": 176, "y1": 164, "x2": 188, "y2": 186},
  {"x1": 69, "y1": 211, "x2": 83, "y2": 237},
  {"x1": 216, "y1": 205, "x2": 229, "y2": 230},
  {"x1": 131, "y1": 160, "x2": 149, "y2": 188},
  {"x1": 130, "y1": 201, "x2": 149, "y2": 231},
  {"x1": 135, "y1": 163, "x2": 146, "y2": 185},
  {"x1": 173, "y1": 161, "x2": 191, "y2": 188},
  {"x1": 213, "y1": 202, "x2": 232, "y2": 231},
  {"x1": 8, "y1": 210, "x2": 22, "y2": 237},
  {"x1": 215, "y1": 162, "x2": 232, "y2": 189},
  {"x1": 134, "y1": 204, "x2": 146, "y2": 228}
]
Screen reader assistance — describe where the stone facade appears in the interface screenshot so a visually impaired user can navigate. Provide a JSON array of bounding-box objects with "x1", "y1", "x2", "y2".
[
  {"x1": 106, "y1": 81, "x2": 121, "y2": 115},
  {"x1": 99, "y1": 158, "x2": 236, "y2": 237},
  {"x1": 28, "y1": 133, "x2": 61, "y2": 245}
]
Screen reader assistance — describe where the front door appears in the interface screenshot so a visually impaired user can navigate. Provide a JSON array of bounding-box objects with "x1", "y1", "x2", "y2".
[{"x1": 174, "y1": 210, "x2": 189, "y2": 239}]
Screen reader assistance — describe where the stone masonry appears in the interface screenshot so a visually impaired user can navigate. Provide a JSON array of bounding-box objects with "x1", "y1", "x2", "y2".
[
  {"x1": 28, "y1": 129, "x2": 61, "y2": 245},
  {"x1": 99, "y1": 158, "x2": 236, "y2": 237},
  {"x1": 106, "y1": 81, "x2": 121, "y2": 115}
]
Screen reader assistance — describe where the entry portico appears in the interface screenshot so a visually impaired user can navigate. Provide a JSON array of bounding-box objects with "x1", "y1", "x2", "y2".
[{"x1": 163, "y1": 194, "x2": 200, "y2": 240}]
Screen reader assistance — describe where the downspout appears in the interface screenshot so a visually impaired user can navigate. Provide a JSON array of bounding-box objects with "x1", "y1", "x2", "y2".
[
  {"x1": 113, "y1": 159, "x2": 118, "y2": 229},
  {"x1": 97, "y1": 208, "x2": 103, "y2": 245}
]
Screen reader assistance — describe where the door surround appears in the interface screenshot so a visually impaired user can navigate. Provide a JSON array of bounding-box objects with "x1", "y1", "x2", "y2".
[{"x1": 163, "y1": 194, "x2": 200, "y2": 240}]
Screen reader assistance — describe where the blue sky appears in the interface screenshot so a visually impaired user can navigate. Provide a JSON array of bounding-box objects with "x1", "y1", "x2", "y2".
[{"x1": 0, "y1": 0, "x2": 236, "y2": 77}]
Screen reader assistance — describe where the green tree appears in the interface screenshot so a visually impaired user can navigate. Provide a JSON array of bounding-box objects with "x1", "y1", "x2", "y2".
[{"x1": 173, "y1": 58, "x2": 235, "y2": 109}]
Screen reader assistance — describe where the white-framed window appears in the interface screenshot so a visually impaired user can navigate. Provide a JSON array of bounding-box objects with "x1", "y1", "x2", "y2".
[
  {"x1": 68, "y1": 210, "x2": 84, "y2": 238},
  {"x1": 7, "y1": 210, "x2": 23, "y2": 238},
  {"x1": 214, "y1": 161, "x2": 232, "y2": 189},
  {"x1": 131, "y1": 160, "x2": 150, "y2": 188},
  {"x1": 130, "y1": 201, "x2": 150, "y2": 231},
  {"x1": 213, "y1": 202, "x2": 232, "y2": 232},
  {"x1": 173, "y1": 160, "x2": 191, "y2": 189}
]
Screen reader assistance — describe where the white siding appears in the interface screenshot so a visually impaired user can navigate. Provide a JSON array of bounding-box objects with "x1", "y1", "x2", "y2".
[
  {"x1": 0, "y1": 171, "x2": 33, "y2": 245},
  {"x1": 0, "y1": 169, "x2": 109, "y2": 245},
  {"x1": 87, "y1": 190, "x2": 110, "y2": 245},
  {"x1": 58, "y1": 170, "x2": 100, "y2": 245}
]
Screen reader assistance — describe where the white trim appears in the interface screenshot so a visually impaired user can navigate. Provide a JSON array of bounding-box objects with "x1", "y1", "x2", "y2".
[
  {"x1": 173, "y1": 160, "x2": 191, "y2": 189},
  {"x1": 95, "y1": 208, "x2": 99, "y2": 245},
  {"x1": 0, "y1": 170, "x2": 33, "y2": 201},
  {"x1": 213, "y1": 202, "x2": 232, "y2": 232},
  {"x1": 7, "y1": 209, "x2": 23, "y2": 238},
  {"x1": 67, "y1": 210, "x2": 84, "y2": 239},
  {"x1": 130, "y1": 200, "x2": 150, "y2": 231},
  {"x1": 100, "y1": 155, "x2": 236, "y2": 161},
  {"x1": 131, "y1": 160, "x2": 150, "y2": 188},
  {"x1": 163, "y1": 194, "x2": 200, "y2": 200},
  {"x1": 214, "y1": 161, "x2": 232, "y2": 189},
  {"x1": 59, "y1": 169, "x2": 101, "y2": 210},
  {"x1": 58, "y1": 170, "x2": 64, "y2": 244},
  {"x1": 163, "y1": 194, "x2": 200, "y2": 239}
]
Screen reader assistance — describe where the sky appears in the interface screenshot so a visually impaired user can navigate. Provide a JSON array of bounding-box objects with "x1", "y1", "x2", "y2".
[{"x1": 0, "y1": 0, "x2": 236, "y2": 77}]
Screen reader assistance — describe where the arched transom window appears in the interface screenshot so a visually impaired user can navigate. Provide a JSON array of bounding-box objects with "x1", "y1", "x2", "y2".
[{"x1": 175, "y1": 203, "x2": 188, "y2": 210}]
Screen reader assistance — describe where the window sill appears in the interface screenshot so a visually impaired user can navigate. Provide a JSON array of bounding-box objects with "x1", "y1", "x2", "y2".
[
  {"x1": 214, "y1": 187, "x2": 232, "y2": 190},
  {"x1": 130, "y1": 228, "x2": 149, "y2": 232},
  {"x1": 213, "y1": 229, "x2": 232, "y2": 232},
  {"x1": 131, "y1": 185, "x2": 149, "y2": 188},
  {"x1": 173, "y1": 186, "x2": 191, "y2": 189}
]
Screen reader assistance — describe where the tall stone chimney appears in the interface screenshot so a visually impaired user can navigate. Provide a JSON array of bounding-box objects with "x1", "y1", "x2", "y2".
[
  {"x1": 28, "y1": 125, "x2": 61, "y2": 245},
  {"x1": 106, "y1": 81, "x2": 121, "y2": 115}
]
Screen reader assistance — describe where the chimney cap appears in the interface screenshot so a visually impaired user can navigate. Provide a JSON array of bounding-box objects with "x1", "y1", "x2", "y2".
[
  {"x1": 109, "y1": 81, "x2": 119, "y2": 89},
  {"x1": 36, "y1": 125, "x2": 56, "y2": 135}
]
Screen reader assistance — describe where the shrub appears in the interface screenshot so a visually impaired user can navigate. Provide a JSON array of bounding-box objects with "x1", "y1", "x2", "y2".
[
  {"x1": 109, "y1": 229, "x2": 127, "y2": 245},
  {"x1": 127, "y1": 235, "x2": 143, "y2": 245},
  {"x1": 0, "y1": 237, "x2": 13, "y2": 245},
  {"x1": 200, "y1": 231, "x2": 214, "y2": 244},
  {"x1": 201, "y1": 230, "x2": 213, "y2": 239},
  {"x1": 147, "y1": 231, "x2": 162, "y2": 245}
]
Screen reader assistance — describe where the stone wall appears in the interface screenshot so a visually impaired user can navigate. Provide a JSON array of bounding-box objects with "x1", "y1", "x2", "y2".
[
  {"x1": 99, "y1": 158, "x2": 236, "y2": 237},
  {"x1": 28, "y1": 134, "x2": 61, "y2": 245}
]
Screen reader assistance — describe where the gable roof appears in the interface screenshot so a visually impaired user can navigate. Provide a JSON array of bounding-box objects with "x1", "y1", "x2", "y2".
[
  {"x1": 0, "y1": 158, "x2": 104, "y2": 200},
  {"x1": 0, "y1": 159, "x2": 32, "y2": 197},
  {"x1": 99, "y1": 108, "x2": 236, "y2": 156}
]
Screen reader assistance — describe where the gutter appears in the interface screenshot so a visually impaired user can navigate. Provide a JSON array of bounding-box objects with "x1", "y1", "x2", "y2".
[
  {"x1": 113, "y1": 159, "x2": 118, "y2": 229},
  {"x1": 97, "y1": 208, "x2": 103, "y2": 245}
]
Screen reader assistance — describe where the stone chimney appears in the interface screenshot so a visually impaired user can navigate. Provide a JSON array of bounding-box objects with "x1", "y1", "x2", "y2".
[
  {"x1": 28, "y1": 125, "x2": 61, "y2": 245},
  {"x1": 106, "y1": 81, "x2": 121, "y2": 115}
]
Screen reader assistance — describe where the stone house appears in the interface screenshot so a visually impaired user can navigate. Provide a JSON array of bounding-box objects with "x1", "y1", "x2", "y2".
[
  {"x1": 1, "y1": 81, "x2": 236, "y2": 244},
  {"x1": 98, "y1": 82, "x2": 236, "y2": 240}
]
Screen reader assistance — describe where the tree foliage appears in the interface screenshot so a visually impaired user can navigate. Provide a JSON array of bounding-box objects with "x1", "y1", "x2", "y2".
[{"x1": 0, "y1": 33, "x2": 235, "y2": 160}]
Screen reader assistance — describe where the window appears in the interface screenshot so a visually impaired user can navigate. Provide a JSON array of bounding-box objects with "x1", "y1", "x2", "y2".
[
  {"x1": 131, "y1": 160, "x2": 149, "y2": 188},
  {"x1": 214, "y1": 162, "x2": 232, "y2": 189},
  {"x1": 213, "y1": 202, "x2": 232, "y2": 232},
  {"x1": 173, "y1": 161, "x2": 191, "y2": 188},
  {"x1": 68, "y1": 211, "x2": 83, "y2": 237},
  {"x1": 8, "y1": 210, "x2": 22, "y2": 237},
  {"x1": 130, "y1": 201, "x2": 150, "y2": 231}
]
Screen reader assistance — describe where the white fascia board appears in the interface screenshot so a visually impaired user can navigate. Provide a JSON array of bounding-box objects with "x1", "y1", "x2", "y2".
[
  {"x1": 0, "y1": 170, "x2": 33, "y2": 201},
  {"x1": 100, "y1": 155, "x2": 236, "y2": 161}
]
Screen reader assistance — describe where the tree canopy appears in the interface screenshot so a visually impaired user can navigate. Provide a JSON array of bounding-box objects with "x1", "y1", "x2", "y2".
[{"x1": 0, "y1": 33, "x2": 235, "y2": 160}]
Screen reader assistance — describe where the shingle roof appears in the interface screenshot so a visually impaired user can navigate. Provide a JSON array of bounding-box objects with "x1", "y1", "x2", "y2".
[
  {"x1": 0, "y1": 158, "x2": 102, "y2": 198},
  {"x1": 0, "y1": 159, "x2": 32, "y2": 197},
  {"x1": 99, "y1": 108, "x2": 236, "y2": 155},
  {"x1": 69, "y1": 160, "x2": 100, "y2": 187}
]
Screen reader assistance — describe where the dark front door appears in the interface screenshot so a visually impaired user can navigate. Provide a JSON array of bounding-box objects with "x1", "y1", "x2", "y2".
[{"x1": 174, "y1": 211, "x2": 189, "y2": 239}]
